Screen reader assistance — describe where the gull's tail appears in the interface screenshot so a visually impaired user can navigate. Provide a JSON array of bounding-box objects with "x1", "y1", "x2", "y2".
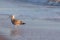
[{"x1": 21, "y1": 22, "x2": 26, "y2": 25}]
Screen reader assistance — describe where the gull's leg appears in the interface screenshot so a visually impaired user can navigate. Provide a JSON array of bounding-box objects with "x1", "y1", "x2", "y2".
[
  {"x1": 14, "y1": 25, "x2": 17, "y2": 31},
  {"x1": 14, "y1": 25, "x2": 18, "y2": 30},
  {"x1": 14, "y1": 25, "x2": 18, "y2": 35},
  {"x1": 14, "y1": 25, "x2": 17, "y2": 29}
]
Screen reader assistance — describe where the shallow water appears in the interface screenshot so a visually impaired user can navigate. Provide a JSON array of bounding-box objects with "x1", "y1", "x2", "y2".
[{"x1": 0, "y1": 0, "x2": 60, "y2": 40}]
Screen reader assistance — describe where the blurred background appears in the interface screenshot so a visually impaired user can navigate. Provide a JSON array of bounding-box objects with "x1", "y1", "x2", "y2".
[{"x1": 0, "y1": 0, "x2": 60, "y2": 40}]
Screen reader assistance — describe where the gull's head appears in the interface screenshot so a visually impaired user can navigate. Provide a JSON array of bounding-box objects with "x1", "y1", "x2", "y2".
[{"x1": 11, "y1": 15, "x2": 15, "y2": 19}]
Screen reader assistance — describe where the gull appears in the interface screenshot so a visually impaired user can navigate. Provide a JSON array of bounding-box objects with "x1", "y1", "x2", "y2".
[
  {"x1": 8, "y1": 15, "x2": 26, "y2": 36},
  {"x1": 10, "y1": 15, "x2": 25, "y2": 28}
]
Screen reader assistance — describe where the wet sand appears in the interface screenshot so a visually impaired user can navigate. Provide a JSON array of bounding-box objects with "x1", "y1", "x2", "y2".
[
  {"x1": 0, "y1": 0, "x2": 60, "y2": 40},
  {"x1": 0, "y1": 32, "x2": 10, "y2": 40},
  {"x1": 0, "y1": 19, "x2": 60, "y2": 40}
]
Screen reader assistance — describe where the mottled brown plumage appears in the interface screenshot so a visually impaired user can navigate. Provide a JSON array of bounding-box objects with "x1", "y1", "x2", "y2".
[{"x1": 11, "y1": 15, "x2": 25, "y2": 26}]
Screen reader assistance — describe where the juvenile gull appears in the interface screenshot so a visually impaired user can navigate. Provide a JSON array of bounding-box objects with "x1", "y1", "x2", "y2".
[{"x1": 11, "y1": 15, "x2": 25, "y2": 26}]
